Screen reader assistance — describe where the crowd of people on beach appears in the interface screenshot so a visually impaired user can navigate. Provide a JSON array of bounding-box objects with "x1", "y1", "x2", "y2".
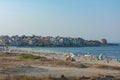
[{"x1": 65, "y1": 52, "x2": 120, "y2": 64}]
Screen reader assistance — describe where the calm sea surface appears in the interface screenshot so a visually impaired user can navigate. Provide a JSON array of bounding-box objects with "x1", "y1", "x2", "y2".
[{"x1": 10, "y1": 45, "x2": 120, "y2": 59}]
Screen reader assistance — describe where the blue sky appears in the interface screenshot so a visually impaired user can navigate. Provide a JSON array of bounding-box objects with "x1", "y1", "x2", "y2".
[{"x1": 0, "y1": 0, "x2": 120, "y2": 42}]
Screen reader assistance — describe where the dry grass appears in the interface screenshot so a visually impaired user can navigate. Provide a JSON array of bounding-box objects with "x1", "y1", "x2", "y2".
[
  {"x1": 38, "y1": 58, "x2": 90, "y2": 68},
  {"x1": 0, "y1": 58, "x2": 23, "y2": 70},
  {"x1": 0, "y1": 74, "x2": 117, "y2": 80},
  {"x1": 93, "y1": 64, "x2": 120, "y2": 70},
  {"x1": 0, "y1": 52, "x2": 119, "y2": 80},
  {"x1": 0, "y1": 52, "x2": 120, "y2": 70},
  {"x1": 0, "y1": 52, "x2": 20, "y2": 57}
]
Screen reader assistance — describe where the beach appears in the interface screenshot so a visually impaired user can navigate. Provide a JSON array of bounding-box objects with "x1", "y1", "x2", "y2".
[{"x1": 0, "y1": 52, "x2": 120, "y2": 79}]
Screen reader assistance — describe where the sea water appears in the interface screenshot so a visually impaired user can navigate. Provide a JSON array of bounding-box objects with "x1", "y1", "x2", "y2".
[{"x1": 9, "y1": 45, "x2": 120, "y2": 59}]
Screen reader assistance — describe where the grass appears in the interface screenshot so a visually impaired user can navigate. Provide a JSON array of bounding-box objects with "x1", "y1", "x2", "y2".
[{"x1": 19, "y1": 54, "x2": 46, "y2": 60}]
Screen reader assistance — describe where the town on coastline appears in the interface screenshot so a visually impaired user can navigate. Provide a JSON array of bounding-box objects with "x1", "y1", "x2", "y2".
[{"x1": 0, "y1": 35, "x2": 110, "y2": 47}]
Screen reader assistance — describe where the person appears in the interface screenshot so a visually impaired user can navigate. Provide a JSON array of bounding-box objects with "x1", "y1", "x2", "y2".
[
  {"x1": 66, "y1": 55, "x2": 71, "y2": 61},
  {"x1": 98, "y1": 54, "x2": 103, "y2": 60},
  {"x1": 66, "y1": 54, "x2": 75, "y2": 61}
]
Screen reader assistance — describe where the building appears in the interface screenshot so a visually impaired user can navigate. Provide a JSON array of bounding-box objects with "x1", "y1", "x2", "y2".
[{"x1": 100, "y1": 39, "x2": 107, "y2": 45}]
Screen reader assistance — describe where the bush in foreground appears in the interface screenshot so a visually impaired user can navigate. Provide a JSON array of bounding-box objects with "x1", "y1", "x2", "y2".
[{"x1": 0, "y1": 74, "x2": 117, "y2": 80}]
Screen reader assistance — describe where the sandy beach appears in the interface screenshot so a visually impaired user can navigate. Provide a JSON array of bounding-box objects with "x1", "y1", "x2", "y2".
[{"x1": 0, "y1": 52, "x2": 120, "y2": 79}]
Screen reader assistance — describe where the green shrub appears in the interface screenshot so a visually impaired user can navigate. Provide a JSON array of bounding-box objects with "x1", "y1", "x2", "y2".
[{"x1": 19, "y1": 54, "x2": 40, "y2": 60}]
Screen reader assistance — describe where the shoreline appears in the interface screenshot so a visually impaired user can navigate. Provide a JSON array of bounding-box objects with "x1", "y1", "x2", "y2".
[{"x1": 7, "y1": 46, "x2": 120, "y2": 59}]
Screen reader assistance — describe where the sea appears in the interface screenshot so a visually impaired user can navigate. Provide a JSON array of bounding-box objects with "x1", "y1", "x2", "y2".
[{"x1": 9, "y1": 45, "x2": 120, "y2": 59}]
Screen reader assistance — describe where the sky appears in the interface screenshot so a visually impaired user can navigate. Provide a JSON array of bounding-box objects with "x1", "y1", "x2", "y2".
[{"x1": 0, "y1": 0, "x2": 120, "y2": 42}]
